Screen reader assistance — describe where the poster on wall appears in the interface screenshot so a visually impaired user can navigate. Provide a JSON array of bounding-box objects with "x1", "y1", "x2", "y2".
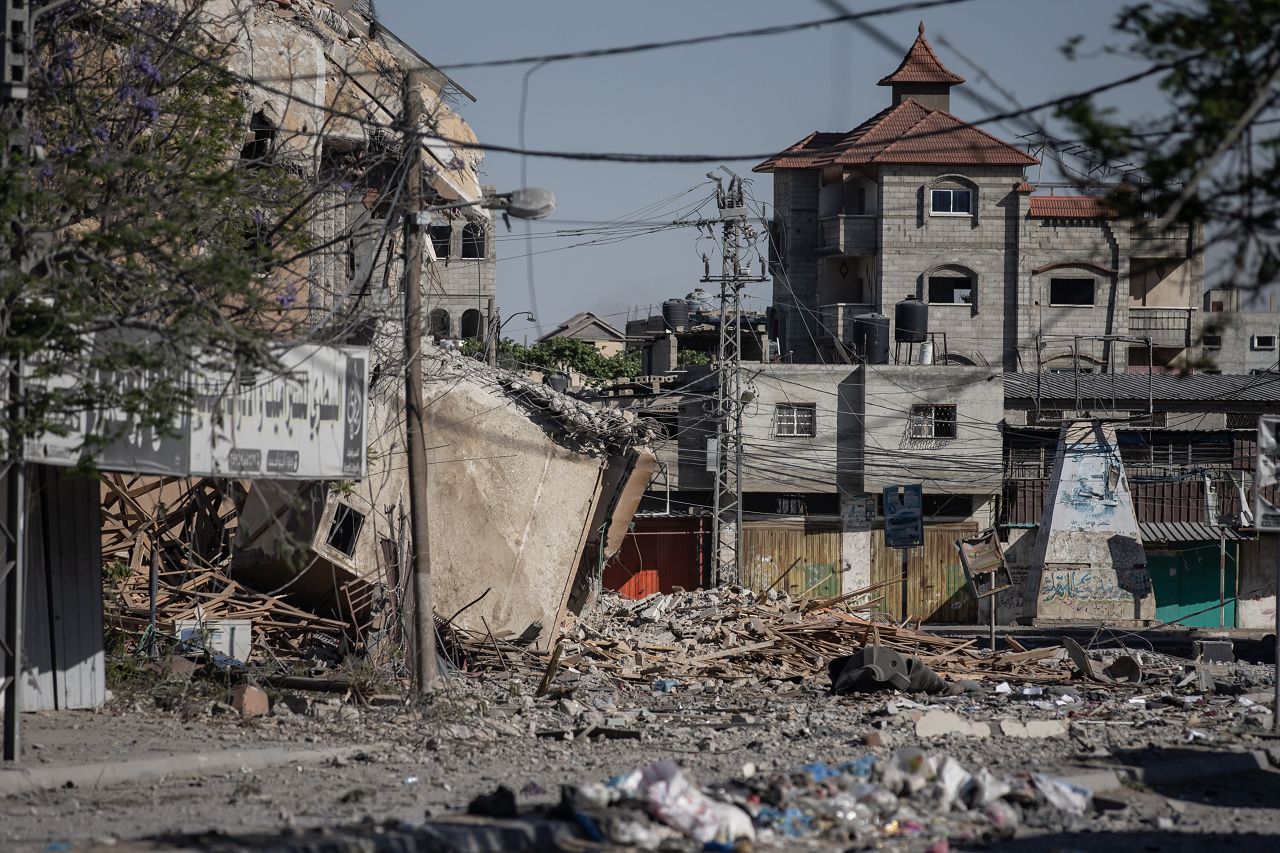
[
  {"x1": 1257, "y1": 415, "x2": 1280, "y2": 530},
  {"x1": 882, "y1": 484, "x2": 924, "y2": 548}
]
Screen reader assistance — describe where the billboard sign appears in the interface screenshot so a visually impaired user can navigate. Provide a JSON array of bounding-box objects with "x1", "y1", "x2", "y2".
[
  {"x1": 883, "y1": 484, "x2": 923, "y2": 548},
  {"x1": 25, "y1": 340, "x2": 369, "y2": 480}
]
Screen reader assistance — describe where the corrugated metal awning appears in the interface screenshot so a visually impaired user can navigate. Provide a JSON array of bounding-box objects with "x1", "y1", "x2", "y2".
[{"x1": 1139, "y1": 522, "x2": 1249, "y2": 544}]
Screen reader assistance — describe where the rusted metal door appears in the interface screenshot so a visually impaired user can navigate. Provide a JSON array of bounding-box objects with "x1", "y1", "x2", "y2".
[
  {"x1": 742, "y1": 522, "x2": 842, "y2": 600},
  {"x1": 603, "y1": 517, "x2": 705, "y2": 599},
  {"x1": 870, "y1": 523, "x2": 978, "y2": 623}
]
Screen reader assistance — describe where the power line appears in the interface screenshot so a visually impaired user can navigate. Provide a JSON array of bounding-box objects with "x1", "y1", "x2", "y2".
[{"x1": 433, "y1": 0, "x2": 985, "y2": 71}]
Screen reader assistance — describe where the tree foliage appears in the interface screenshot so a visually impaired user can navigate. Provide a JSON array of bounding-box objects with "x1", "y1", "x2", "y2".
[
  {"x1": 1058, "y1": 0, "x2": 1280, "y2": 292},
  {"x1": 464, "y1": 336, "x2": 642, "y2": 381},
  {"x1": 1, "y1": 0, "x2": 315, "y2": 453}
]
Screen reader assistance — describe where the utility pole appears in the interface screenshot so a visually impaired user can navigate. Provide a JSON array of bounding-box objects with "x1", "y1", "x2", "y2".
[
  {"x1": 401, "y1": 71, "x2": 438, "y2": 694},
  {"x1": 1, "y1": 0, "x2": 31, "y2": 764},
  {"x1": 702, "y1": 169, "x2": 766, "y2": 586}
]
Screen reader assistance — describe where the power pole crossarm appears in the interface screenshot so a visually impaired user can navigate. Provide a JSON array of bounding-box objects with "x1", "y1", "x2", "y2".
[{"x1": 401, "y1": 71, "x2": 439, "y2": 694}]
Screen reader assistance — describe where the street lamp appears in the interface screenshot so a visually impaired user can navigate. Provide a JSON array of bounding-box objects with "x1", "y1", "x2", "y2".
[{"x1": 488, "y1": 311, "x2": 536, "y2": 367}]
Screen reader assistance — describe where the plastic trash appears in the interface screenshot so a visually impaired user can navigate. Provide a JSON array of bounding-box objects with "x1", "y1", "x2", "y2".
[
  {"x1": 1032, "y1": 773, "x2": 1092, "y2": 816},
  {"x1": 651, "y1": 678, "x2": 680, "y2": 694},
  {"x1": 994, "y1": 682, "x2": 1012, "y2": 694},
  {"x1": 402, "y1": 775, "x2": 419, "y2": 785},
  {"x1": 624, "y1": 760, "x2": 755, "y2": 844}
]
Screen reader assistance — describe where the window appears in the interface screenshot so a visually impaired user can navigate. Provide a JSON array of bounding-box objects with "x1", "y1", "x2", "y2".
[
  {"x1": 325, "y1": 503, "x2": 365, "y2": 558},
  {"x1": 774, "y1": 403, "x2": 816, "y2": 437},
  {"x1": 460, "y1": 308, "x2": 482, "y2": 340},
  {"x1": 1203, "y1": 334, "x2": 1222, "y2": 350},
  {"x1": 930, "y1": 188, "x2": 973, "y2": 215},
  {"x1": 428, "y1": 224, "x2": 451, "y2": 259},
  {"x1": 908, "y1": 404, "x2": 957, "y2": 439},
  {"x1": 1049, "y1": 278, "x2": 1095, "y2": 306},
  {"x1": 428, "y1": 308, "x2": 450, "y2": 338},
  {"x1": 928, "y1": 276, "x2": 973, "y2": 305},
  {"x1": 1210, "y1": 300, "x2": 1225, "y2": 312},
  {"x1": 461, "y1": 222, "x2": 486, "y2": 259},
  {"x1": 1228, "y1": 412, "x2": 1258, "y2": 429},
  {"x1": 1251, "y1": 335, "x2": 1276, "y2": 351}
]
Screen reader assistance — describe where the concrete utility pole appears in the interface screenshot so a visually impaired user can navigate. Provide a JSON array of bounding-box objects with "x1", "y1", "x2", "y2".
[
  {"x1": 401, "y1": 71, "x2": 438, "y2": 694},
  {"x1": 1, "y1": 0, "x2": 31, "y2": 764},
  {"x1": 702, "y1": 169, "x2": 766, "y2": 586}
]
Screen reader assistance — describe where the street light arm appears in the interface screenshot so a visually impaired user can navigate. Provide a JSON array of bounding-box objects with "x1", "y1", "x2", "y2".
[{"x1": 414, "y1": 187, "x2": 555, "y2": 226}]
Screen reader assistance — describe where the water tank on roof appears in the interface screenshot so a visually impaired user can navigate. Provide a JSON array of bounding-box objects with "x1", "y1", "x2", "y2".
[
  {"x1": 894, "y1": 294, "x2": 929, "y2": 343},
  {"x1": 544, "y1": 371, "x2": 570, "y2": 394},
  {"x1": 662, "y1": 298, "x2": 690, "y2": 333},
  {"x1": 853, "y1": 313, "x2": 890, "y2": 365}
]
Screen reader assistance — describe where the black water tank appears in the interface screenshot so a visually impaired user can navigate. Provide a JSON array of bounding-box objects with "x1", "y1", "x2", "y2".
[
  {"x1": 545, "y1": 371, "x2": 570, "y2": 393},
  {"x1": 854, "y1": 313, "x2": 890, "y2": 364},
  {"x1": 895, "y1": 294, "x2": 928, "y2": 343},
  {"x1": 662, "y1": 298, "x2": 690, "y2": 332}
]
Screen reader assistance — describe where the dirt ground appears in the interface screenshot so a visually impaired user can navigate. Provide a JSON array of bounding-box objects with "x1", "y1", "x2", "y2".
[{"x1": 3, "y1": 663, "x2": 1279, "y2": 852}]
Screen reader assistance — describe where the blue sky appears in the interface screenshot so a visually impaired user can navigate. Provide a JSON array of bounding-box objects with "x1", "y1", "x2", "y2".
[{"x1": 378, "y1": 1, "x2": 1159, "y2": 340}]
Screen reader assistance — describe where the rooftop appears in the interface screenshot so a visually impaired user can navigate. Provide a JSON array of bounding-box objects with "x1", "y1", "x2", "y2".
[
  {"x1": 1004, "y1": 372, "x2": 1280, "y2": 404},
  {"x1": 877, "y1": 22, "x2": 965, "y2": 86}
]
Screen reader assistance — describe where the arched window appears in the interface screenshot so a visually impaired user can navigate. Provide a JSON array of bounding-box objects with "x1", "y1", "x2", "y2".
[
  {"x1": 926, "y1": 174, "x2": 978, "y2": 217},
  {"x1": 461, "y1": 222, "x2": 486, "y2": 259},
  {"x1": 460, "y1": 308, "x2": 482, "y2": 340},
  {"x1": 922, "y1": 263, "x2": 978, "y2": 306},
  {"x1": 428, "y1": 308, "x2": 450, "y2": 339}
]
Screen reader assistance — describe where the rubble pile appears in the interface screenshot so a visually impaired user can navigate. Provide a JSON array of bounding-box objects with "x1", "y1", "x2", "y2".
[
  {"x1": 101, "y1": 474, "x2": 352, "y2": 664},
  {"x1": 468, "y1": 588, "x2": 1076, "y2": 689}
]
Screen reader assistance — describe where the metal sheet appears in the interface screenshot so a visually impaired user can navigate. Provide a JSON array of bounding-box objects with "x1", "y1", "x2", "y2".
[
  {"x1": 1139, "y1": 522, "x2": 1249, "y2": 543},
  {"x1": 1004, "y1": 372, "x2": 1280, "y2": 404},
  {"x1": 742, "y1": 522, "x2": 841, "y2": 600},
  {"x1": 871, "y1": 523, "x2": 979, "y2": 623}
]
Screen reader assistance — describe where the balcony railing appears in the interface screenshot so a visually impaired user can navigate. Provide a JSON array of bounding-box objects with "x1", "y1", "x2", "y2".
[
  {"x1": 1129, "y1": 306, "x2": 1195, "y2": 347},
  {"x1": 819, "y1": 302, "x2": 875, "y2": 345},
  {"x1": 819, "y1": 215, "x2": 878, "y2": 255}
]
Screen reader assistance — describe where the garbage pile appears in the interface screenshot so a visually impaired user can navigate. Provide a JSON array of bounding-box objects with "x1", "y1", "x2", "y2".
[{"x1": 503, "y1": 748, "x2": 1099, "y2": 850}]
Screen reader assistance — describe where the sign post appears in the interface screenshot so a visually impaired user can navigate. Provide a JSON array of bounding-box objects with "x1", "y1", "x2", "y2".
[{"x1": 883, "y1": 485, "x2": 923, "y2": 621}]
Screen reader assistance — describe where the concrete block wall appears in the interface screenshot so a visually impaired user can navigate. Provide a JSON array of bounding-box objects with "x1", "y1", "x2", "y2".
[
  {"x1": 1017, "y1": 218, "x2": 1130, "y2": 371},
  {"x1": 423, "y1": 214, "x2": 496, "y2": 340},
  {"x1": 771, "y1": 170, "x2": 823, "y2": 362},
  {"x1": 878, "y1": 165, "x2": 1026, "y2": 369},
  {"x1": 856, "y1": 365, "x2": 1004, "y2": 495}
]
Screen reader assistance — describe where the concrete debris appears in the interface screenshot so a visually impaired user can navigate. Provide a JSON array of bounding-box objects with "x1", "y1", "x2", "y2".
[
  {"x1": 229, "y1": 685, "x2": 269, "y2": 718},
  {"x1": 915, "y1": 710, "x2": 991, "y2": 738},
  {"x1": 998, "y1": 719, "x2": 1068, "y2": 739}
]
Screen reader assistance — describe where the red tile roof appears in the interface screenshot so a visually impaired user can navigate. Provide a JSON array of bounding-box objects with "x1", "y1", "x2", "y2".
[
  {"x1": 1026, "y1": 195, "x2": 1117, "y2": 218},
  {"x1": 877, "y1": 23, "x2": 964, "y2": 86},
  {"x1": 1014, "y1": 180, "x2": 1035, "y2": 194},
  {"x1": 754, "y1": 98, "x2": 1037, "y2": 171}
]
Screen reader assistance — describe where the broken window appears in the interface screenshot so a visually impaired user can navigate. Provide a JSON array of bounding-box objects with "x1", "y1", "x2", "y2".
[
  {"x1": 930, "y1": 188, "x2": 972, "y2": 215},
  {"x1": 428, "y1": 224, "x2": 452, "y2": 259},
  {"x1": 928, "y1": 276, "x2": 972, "y2": 305},
  {"x1": 461, "y1": 222, "x2": 486, "y2": 259},
  {"x1": 774, "y1": 403, "x2": 816, "y2": 437},
  {"x1": 325, "y1": 503, "x2": 365, "y2": 558},
  {"x1": 240, "y1": 110, "x2": 275, "y2": 164},
  {"x1": 908, "y1": 404, "x2": 958, "y2": 440},
  {"x1": 1049, "y1": 278, "x2": 1095, "y2": 306}
]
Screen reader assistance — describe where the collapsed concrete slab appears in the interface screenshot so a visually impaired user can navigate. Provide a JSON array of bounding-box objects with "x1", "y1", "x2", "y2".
[
  {"x1": 233, "y1": 349, "x2": 659, "y2": 653},
  {"x1": 1026, "y1": 421, "x2": 1155, "y2": 624}
]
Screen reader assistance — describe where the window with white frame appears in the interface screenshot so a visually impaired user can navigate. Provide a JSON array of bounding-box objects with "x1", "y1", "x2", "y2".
[
  {"x1": 774, "y1": 403, "x2": 816, "y2": 437},
  {"x1": 930, "y1": 188, "x2": 973, "y2": 215},
  {"x1": 1252, "y1": 335, "x2": 1277, "y2": 351},
  {"x1": 908, "y1": 404, "x2": 958, "y2": 439}
]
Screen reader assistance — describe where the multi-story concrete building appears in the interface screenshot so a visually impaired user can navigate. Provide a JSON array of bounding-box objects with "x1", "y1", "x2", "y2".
[{"x1": 754, "y1": 23, "x2": 1203, "y2": 374}]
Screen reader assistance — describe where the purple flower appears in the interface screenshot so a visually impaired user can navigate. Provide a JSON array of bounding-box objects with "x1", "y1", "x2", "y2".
[
  {"x1": 134, "y1": 56, "x2": 161, "y2": 84},
  {"x1": 277, "y1": 284, "x2": 298, "y2": 309},
  {"x1": 92, "y1": 126, "x2": 110, "y2": 142}
]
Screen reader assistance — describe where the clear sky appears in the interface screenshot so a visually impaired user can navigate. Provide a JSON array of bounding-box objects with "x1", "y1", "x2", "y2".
[{"x1": 377, "y1": 1, "x2": 1160, "y2": 341}]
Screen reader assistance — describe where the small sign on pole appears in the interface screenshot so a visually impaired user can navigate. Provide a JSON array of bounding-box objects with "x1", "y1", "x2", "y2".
[{"x1": 882, "y1": 484, "x2": 923, "y2": 548}]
